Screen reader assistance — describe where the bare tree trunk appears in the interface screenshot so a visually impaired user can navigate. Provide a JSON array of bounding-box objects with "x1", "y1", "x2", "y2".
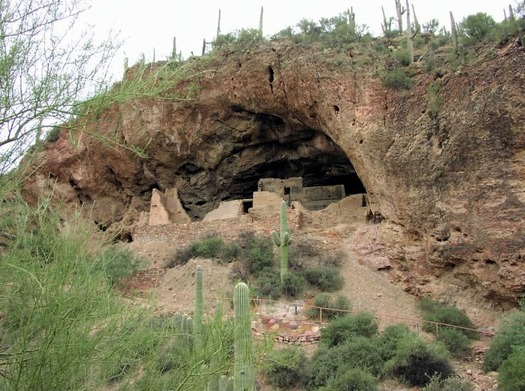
[{"x1": 450, "y1": 11, "x2": 458, "y2": 55}]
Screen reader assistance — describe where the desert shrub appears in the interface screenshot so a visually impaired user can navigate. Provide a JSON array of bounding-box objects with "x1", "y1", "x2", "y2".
[
  {"x1": 427, "y1": 78, "x2": 443, "y2": 118},
  {"x1": 45, "y1": 126, "x2": 62, "y2": 142},
  {"x1": 393, "y1": 48, "x2": 412, "y2": 66},
  {"x1": 302, "y1": 266, "x2": 344, "y2": 291},
  {"x1": 436, "y1": 327, "x2": 472, "y2": 358},
  {"x1": 280, "y1": 272, "x2": 305, "y2": 298},
  {"x1": 191, "y1": 236, "x2": 225, "y2": 258},
  {"x1": 97, "y1": 246, "x2": 143, "y2": 286},
  {"x1": 320, "y1": 312, "x2": 378, "y2": 348},
  {"x1": 483, "y1": 310, "x2": 525, "y2": 371},
  {"x1": 498, "y1": 349, "x2": 525, "y2": 391},
  {"x1": 422, "y1": 374, "x2": 474, "y2": 391},
  {"x1": 384, "y1": 336, "x2": 453, "y2": 387},
  {"x1": 376, "y1": 323, "x2": 417, "y2": 361},
  {"x1": 263, "y1": 347, "x2": 306, "y2": 389},
  {"x1": 168, "y1": 245, "x2": 194, "y2": 267},
  {"x1": 319, "y1": 249, "x2": 346, "y2": 267},
  {"x1": 336, "y1": 337, "x2": 384, "y2": 376},
  {"x1": 318, "y1": 368, "x2": 379, "y2": 391},
  {"x1": 380, "y1": 68, "x2": 412, "y2": 90},
  {"x1": 418, "y1": 296, "x2": 476, "y2": 339},
  {"x1": 246, "y1": 236, "x2": 274, "y2": 274},
  {"x1": 304, "y1": 346, "x2": 342, "y2": 389},
  {"x1": 221, "y1": 242, "x2": 242, "y2": 261},
  {"x1": 254, "y1": 268, "x2": 281, "y2": 299},
  {"x1": 307, "y1": 293, "x2": 351, "y2": 320},
  {"x1": 461, "y1": 12, "x2": 497, "y2": 43}
]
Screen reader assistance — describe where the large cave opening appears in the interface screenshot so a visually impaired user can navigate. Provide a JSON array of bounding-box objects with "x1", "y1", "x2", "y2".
[{"x1": 176, "y1": 111, "x2": 366, "y2": 220}]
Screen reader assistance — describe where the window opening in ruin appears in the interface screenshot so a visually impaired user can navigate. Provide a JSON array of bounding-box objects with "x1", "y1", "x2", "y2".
[
  {"x1": 284, "y1": 186, "x2": 291, "y2": 206},
  {"x1": 242, "y1": 199, "x2": 253, "y2": 213}
]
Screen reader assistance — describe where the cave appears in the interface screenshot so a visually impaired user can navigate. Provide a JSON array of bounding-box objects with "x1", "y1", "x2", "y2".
[{"x1": 175, "y1": 111, "x2": 366, "y2": 220}]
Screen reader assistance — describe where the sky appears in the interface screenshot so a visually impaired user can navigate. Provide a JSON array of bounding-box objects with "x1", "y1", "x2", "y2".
[{"x1": 85, "y1": 0, "x2": 511, "y2": 81}]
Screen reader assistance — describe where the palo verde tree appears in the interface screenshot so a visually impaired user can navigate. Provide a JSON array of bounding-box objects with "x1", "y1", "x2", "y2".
[{"x1": 0, "y1": 0, "x2": 119, "y2": 173}]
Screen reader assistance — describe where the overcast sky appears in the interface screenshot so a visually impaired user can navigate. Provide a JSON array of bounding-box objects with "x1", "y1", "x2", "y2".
[{"x1": 85, "y1": 0, "x2": 511, "y2": 80}]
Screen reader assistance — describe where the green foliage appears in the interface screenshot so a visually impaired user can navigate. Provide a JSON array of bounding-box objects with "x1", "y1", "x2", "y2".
[
  {"x1": 318, "y1": 368, "x2": 379, "y2": 391},
  {"x1": 307, "y1": 293, "x2": 351, "y2": 320},
  {"x1": 96, "y1": 245, "x2": 143, "y2": 285},
  {"x1": 498, "y1": 349, "x2": 525, "y2": 391},
  {"x1": 418, "y1": 296, "x2": 477, "y2": 339},
  {"x1": 461, "y1": 13, "x2": 497, "y2": 43},
  {"x1": 192, "y1": 236, "x2": 226, "y2": 258},
  {"x1": 436, "y1": 328, "x2": 472, "y2": 358},
  {"x1": 254, "y1": 268, "x2": 281, "y2": 299},
  {"x1": 427, "y1": 78, "x2": 443, "y2": 118},
  {"x1": 384, "y1": 336, "x2": 453, "y2": 387},
  {"x1": 302, "y1": 266, "x2": 344, "y2": 291},
  {"x1": 171, "y1": 235, "x2": 242, "y2": 266},
  {"x1": 45, "y1": 126, "x2": 62, "y2": 142},
  {"x1": 376, "y1": 323, "x2": 417, "y2": 361},
  {"x1": 212, "y1": 29, "x2": 262, "y2": 51},
  {"x1": 423, "y1": 19, "x2": 441, "y2": 34},
  {"x1": 280, "y1": 272, "x2": 305, "y2": 298},
  {"x1": 422, "y1": 374, "x2": 474, "y2": 391},
  {"x1": 263, "y1": 347, "x2": 306, "y2": 389},
  {"x1": 320, "y1": 312, "x2": 378, "y2": 348},
  {"x1": 483, "y1": 310, "x2": 525, "y2": 371},
  {"x1": 380, "y1": 68, "x2": 413, "y2": 90},
  {"x1": 393, "y1": 48, "x2": 412, "y2": 66},
  {"x1": 246, "y1": 236, "x2": 274, "y2": 275}
]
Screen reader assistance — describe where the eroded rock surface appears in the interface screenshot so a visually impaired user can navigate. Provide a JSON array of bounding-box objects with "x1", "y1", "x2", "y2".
[{"x1": 21, "y1": 40, "x2": 525, "y2": 303}]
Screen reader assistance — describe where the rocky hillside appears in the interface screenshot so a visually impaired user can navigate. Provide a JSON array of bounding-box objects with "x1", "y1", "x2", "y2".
[{"x1": 21, "y1": 36, "x2": 525, "y2": 305}]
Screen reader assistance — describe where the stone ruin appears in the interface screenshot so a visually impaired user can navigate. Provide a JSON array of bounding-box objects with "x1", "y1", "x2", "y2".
[{"x1": 145, "y1": 177, "x2": 366, "y2": 225}]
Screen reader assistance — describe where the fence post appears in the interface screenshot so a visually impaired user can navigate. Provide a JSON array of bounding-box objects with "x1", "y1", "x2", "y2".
[{"x1": 320, "y1": 307, "x2": 323, "y2": 324}]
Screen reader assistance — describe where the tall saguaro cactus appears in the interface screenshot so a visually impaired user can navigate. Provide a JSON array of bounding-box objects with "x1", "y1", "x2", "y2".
[
  {"x1": 233, "y1": 283, "x2": 254, "y2": 391},
  {"x1": 194, "y1": 265, "x2": 203, "y2": 349},
  {"x1": 272, "y1": 200, "x2": 292, "y2": 283}
]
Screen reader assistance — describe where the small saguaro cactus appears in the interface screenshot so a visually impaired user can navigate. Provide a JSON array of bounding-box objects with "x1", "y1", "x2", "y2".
[
  {"x1": 219, "y1": 375, "x2": 233, "y2": 391},
  {"x1": 233, "y1": 282, "x2": 254, "y2": 391},
  {"x1": 272, "y1": 200, "x2": 292, "y2": 283},
  {"x1": 194, "y1": 265, "x2": 203, "y2": 349}
]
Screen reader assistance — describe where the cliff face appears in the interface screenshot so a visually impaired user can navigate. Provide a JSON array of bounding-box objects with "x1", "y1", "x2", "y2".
[{"x1": 22, "y1": 40, "x2": 525, "y2": 303}]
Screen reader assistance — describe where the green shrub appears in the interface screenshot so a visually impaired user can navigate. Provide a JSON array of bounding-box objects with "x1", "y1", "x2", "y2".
[
  {"x1": 418, "y1": 296, "x2": 476, "y2": 339},
  {"x1": 393, "y1": 48, "x2": 412, "y2": 66},
  {"x1": 246, "y1": 236, "x2": 274, "y2": 274},
  {"x1": 422, "y1": 374, "x2": 474, "y2": 391},
  {"x1": 499, "y1": 349, "x2": 525, "y2": 391},
  {"x1": 97, "y1": 246, "x2": 143, "y2": 286},
  {"x1": 304, "y1": 346, "x2": 342, "y2": 389},
  {"x1": 302, "y1": 266, "x2": 344, "y2": 291},
  {"x1": 307, "y1": 293, "x2": 351, "y2": 320},
  {"x1": 254, "y1": 268, "x2": 281, "y2": 299},
  {"x1": 384, "y1": 336, "x2": 453, "y2": 387},
  {"x1": 461, "y1": 12, "x2": 497, "y2": 43},
  {"x1": 377, "y1": 323, "x2": 417, "y2": 361},
  {"x1": 280, "y1": 272, "x2": 305, "y2": 298},
  {"x1": 263, "y1": 347, "x2": 306, "y2": 389},
  {"x1": 320, "y1": 312, "x2": 378, "y2": 348},
  {"x1": 191, "y1": 236, "x2": 225, "y2": 259},
  {"x1": 335, "y1": 337, "x2": 384, "y2": 376},
  {"x1": 436, "y1": 327, "x2": 472, "y2": 358},
  {"x1": 380, "y1": 68, "x2": 413, "y2": 90},
  {"x1": 483, "y1": 311, "x2": 525, "y2": 371},
  {"x1": 318, "y1": 368, "x2": 379, "y2": 391}
]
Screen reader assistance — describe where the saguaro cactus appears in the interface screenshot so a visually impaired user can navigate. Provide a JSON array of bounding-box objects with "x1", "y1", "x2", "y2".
[
  {"x1": 219, "y1": 375, "x2": 234, "y2": 391},
  {"x1": 233, "y1": 282, "x2": 254, "y2": 391},
  {"x1": 272, "y1": 200, "x2": 292, "y2": 283},
  {"x1": 194, "y1": 265, "x2": 203, "y2": 349}
]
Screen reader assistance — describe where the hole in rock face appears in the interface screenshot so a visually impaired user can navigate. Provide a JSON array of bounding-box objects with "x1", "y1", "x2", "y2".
[{"x1": 175, "y1": 111, "x2": 366, "y2": 220}]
